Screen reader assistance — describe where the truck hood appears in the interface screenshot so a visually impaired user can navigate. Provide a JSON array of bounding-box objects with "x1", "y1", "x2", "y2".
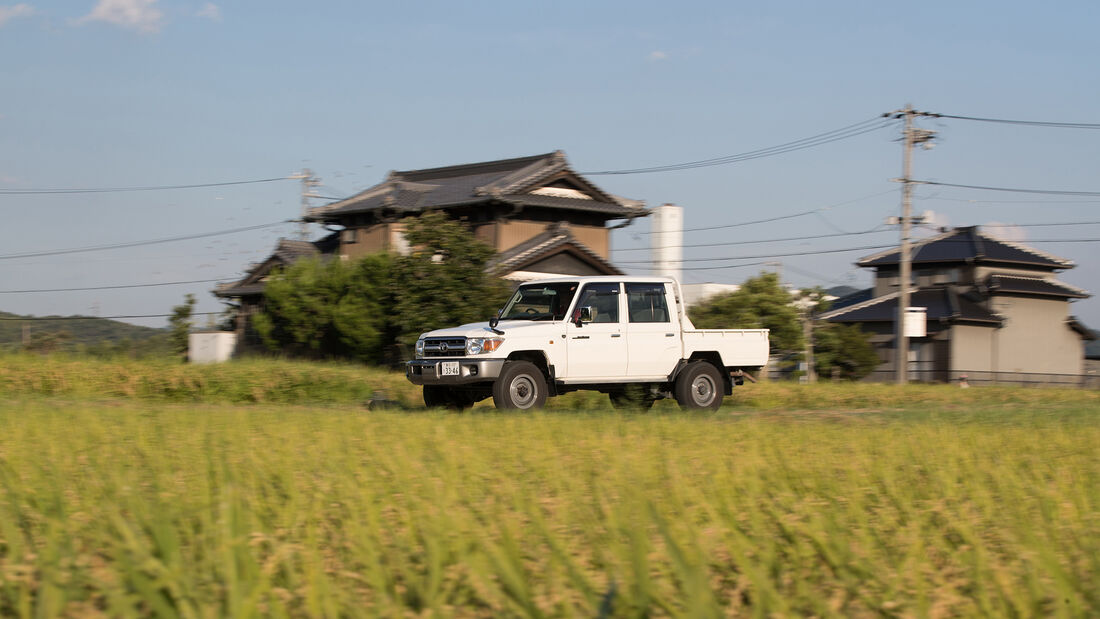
[{"x1": 420, "y1": 319, "x2": 560, "y2": 339}]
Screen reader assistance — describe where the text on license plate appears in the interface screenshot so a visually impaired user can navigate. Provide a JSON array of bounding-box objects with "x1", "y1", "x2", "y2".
[{"x1": 440, "y1": 362, "x2": 460, "y2": 376}]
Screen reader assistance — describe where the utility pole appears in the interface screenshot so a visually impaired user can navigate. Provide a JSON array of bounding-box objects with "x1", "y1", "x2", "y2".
[
  {"x1": 289, "y1": 169, "x2": 322, "y2": 240},
  {"x1": 802, "y1": 306, "x2": 816, "y2": 383},
  {"x1": 884, "y1": 105, "x2": 936, "y2": 384}
]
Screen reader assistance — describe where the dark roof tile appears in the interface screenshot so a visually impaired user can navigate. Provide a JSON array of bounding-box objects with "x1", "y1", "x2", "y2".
[
  {"x1": 859, "y1": 226, "x2": 1072, "y2": 269},
  {"x1": 821, "y1": 287, "x2": 1002, "y2": 325},
  {"x1": 307, "y1": 151, "x2": 644, "y2": 221},
  {"x1": 987, "y1": 275, "x2": 1090, "y2": 299}
]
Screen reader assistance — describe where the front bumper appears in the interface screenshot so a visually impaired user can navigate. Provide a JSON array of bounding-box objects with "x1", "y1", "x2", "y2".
[{"x1": 406, "y1": 358, "x2": 506, "y2": 385}]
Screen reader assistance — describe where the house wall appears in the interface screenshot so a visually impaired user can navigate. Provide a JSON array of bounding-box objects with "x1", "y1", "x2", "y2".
[
  {"x1": 987, "y1": 295, "x2": 1083, "y2": 377},
  {"x1": 949, "y1": 325, "x2": 995, "y2": 375},
  {"x1": 340, "y1": 225, "x2": 389, "y2": 258},
  {"x1": 494, "y1": 220, "x2": 609, "y2": 257}
]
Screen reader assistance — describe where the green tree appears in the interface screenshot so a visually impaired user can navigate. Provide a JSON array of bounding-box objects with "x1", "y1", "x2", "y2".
[
  {"x1": 813, "y1": 323, "x2": 879, "y2": 380},
  {"x1": 169, "y1": 293, "x2": 196, "y2": 360},
  {"x1": 253, "y1": 252, "x2": 394, "y2": 362},
  {"x1": 688, "y1": 272, "x2": 803, "y2": 354},
  {"x1": 391, "y1": 211, "x2": 512, "y2": 348}
]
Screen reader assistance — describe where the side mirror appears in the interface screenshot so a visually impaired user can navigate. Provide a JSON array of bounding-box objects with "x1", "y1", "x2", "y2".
[{"x1": 573, "y1": 306, "x2": 593, "y2": 327}]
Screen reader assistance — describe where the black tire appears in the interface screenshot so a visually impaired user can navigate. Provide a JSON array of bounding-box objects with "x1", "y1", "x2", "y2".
[
  {"x1": 674, "y1": 362, "x2": 724, "y2": 411},
  {"x1": 609, "y1": 387, "x2": 656, "y2": 410},
  {"x1": 448, "y1": 389, "x2": 480, "y2": 411},
  {"x1": 492, "y1": 361, "x2": 547, "y2": 410},
  {"x1": 423, "y1": 385, "x2": 452, "y2": 409}
]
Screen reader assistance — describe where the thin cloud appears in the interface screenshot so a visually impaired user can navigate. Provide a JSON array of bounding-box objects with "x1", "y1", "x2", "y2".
[
  {"x1": 78, "y1": 0, "x2": 163, "y2": 33},
  {"x1": 195, "y1": 2, "x2": 219, "y2": 21},
  {"x1": 0, "y1": 3, "x2": 34, "y2": 27},
  {"x1": 648, "y1": 50, "x2": 668, "y2": 61}
]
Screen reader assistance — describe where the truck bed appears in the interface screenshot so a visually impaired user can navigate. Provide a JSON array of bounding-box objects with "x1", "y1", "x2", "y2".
[{"x1": 682, "y1": 328, "x2": 770, "y2": 368}]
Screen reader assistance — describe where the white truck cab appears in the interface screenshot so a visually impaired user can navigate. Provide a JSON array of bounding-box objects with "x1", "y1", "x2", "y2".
[{"x1": 406, "y1": 276, "x2": 768, "y2": 410}]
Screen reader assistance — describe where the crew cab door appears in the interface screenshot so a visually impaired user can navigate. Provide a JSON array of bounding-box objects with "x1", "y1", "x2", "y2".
[
  {"x1": 564, "y1": 282, "x2": 627, "y2": 380},
  {"x1": 624, "y1": 282, "x2": 681, "y2": 377}
]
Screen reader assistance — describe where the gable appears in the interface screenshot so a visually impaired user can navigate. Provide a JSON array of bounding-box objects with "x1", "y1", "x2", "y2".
[{"x1": 521, "y1": 250, "x2": 614, "y2": 277}]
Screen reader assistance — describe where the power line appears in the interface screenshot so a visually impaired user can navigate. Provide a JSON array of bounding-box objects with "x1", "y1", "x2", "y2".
[
  {"x1": 0, "y1": 176, "x2": 294, "y2": 195},
  {"x1": 0, "y1": 277, "x2": 235, "y2": 294},
  {"x1": 613, "y1": 227, "x2": 891, "y2": 252},
  {"x1": 917, "y1": 181, "x2": 1100, "y2": 197},
  {"x1": 619, "y1": 237, "x2": 1100, "y2": 266},
  {"x1": 583, "y1": 117, "x2": 894, "y2": 175},
  {"x1": 932, "y1": 113, "x2": 1100, "y2": 129},
  {"x1": 680, "y1": 261, "x2": 772, "y2": 272},
  {"x1": 618, "y1": 244, "x2": 896, "y2": 265},
  {"x1": 0, "y1": 312, "x2": 222, "y2": 321},
  {"x1": 0, "y1": 220, "x2": 293, "y2": 261},
  {"x1": 633, "y1": 188, "x2": 897, "y2": 235},
  {"x1": 919, "y1": 196, "x2": 1100, "y2": 205}
]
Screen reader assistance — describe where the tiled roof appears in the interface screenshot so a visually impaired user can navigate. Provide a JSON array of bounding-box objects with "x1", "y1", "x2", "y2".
[
  {"x1": 307, "y1": 151, "x2": 645, "y2": 221},
  {"x1": 821, "y1": 287, "x2": 1002, "y2": 326},
  {"x1": 487, "y1": 223, "x2": 621, "y2": 276},
  {"x1": 858, "y1": 227, "x2": 1073, "y2": 270},
  {"x1": 987, "y1": 275, "x2": 1090, "y2": 299},
  {"x1": 214, "y1": 233, "x2": 338, "y2": 298},
  {"x1": 827, "y1": 287, "x2": 874, "y2": 312}
]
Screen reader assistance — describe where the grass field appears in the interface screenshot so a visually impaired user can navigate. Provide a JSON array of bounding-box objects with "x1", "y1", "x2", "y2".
[{"x1": 1, "y1": 383, "x2": 1098, "y2": 616}]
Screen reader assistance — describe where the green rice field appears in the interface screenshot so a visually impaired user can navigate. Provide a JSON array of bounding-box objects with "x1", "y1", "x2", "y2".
[{"x1": 0, "y1": 356, "x2": 1098, "y2": 616}]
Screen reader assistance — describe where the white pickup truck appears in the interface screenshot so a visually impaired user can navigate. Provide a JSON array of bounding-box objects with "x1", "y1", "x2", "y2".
[{"x1": 406, "y1": 276, "x2": 769, "y2": 410}]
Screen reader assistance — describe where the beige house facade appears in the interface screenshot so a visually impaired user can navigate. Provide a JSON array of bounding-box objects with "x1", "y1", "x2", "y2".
[
  {"x1": 215, "y1": 151, "x2": 646, "y2": 351},
  {"x1": 822, "y1": 227, "x2": 1093, "y2": 385}
]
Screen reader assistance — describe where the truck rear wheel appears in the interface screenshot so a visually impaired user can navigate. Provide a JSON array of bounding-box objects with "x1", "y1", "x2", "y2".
[
  {"x1": 493, "y1": 361, "x2": 547, "y2": 410},
  {"x1": 674, "y1": 362, "x2": 724, "y2": 411}
]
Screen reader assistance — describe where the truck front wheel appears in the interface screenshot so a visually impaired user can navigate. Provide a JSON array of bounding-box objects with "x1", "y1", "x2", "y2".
[
  {"x1": 674, "y1": 362, "x2": 724, "y2": 411},
  {"x1": 493, "y1": 361, "x2": 547, "y2": 410}
]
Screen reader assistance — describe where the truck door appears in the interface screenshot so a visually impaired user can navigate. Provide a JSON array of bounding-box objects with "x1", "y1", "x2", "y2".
[
  {"x1": 564, "y1": 282, "x2": 628, "y2": 380},
  {"x1": 624, "y1": 283, "x2": 681, "y2": 377}
]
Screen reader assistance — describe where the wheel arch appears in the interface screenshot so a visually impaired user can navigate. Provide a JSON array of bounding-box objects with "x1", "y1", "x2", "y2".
[
  {"x1": 684, "y1": 351, "x2": 733, "y2": 395},
  {"x1": 506, "y1": 350, "x2": 556, "y2": 395}
]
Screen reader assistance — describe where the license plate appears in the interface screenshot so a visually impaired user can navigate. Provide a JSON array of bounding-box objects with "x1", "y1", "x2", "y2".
[{"x1": 440, "y1": 362, "x2": 460, "y2": 376}]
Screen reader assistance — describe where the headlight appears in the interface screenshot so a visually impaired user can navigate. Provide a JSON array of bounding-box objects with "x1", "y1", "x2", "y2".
[
  {"x1": 466, "y1": 337, "x2": 504, "y2": 355},
  {"x1": 415, "y1": 339, "x2": 425, "y2": 358}
]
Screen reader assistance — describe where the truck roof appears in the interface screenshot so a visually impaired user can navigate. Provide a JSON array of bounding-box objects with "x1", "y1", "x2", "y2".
[{"x1": 518, "y1": 275, "x2": 680, "y2": 285}]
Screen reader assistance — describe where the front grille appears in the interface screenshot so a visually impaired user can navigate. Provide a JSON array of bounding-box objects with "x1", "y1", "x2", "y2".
[{"x1": 423, "y1": 337, "x2": 466, "y2": 357}]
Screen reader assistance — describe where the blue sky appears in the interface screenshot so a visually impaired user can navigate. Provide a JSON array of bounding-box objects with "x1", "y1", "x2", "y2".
[{"x1": 2, "y1": 0, "x2": 1098, "y2": 328}]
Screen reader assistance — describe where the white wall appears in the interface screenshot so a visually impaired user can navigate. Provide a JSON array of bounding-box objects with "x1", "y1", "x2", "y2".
[
  {"x1": 188, "y1": 332, "x2": 237, "y2": 364},
  {"x1": 650, "y1": 203, "x2": 682, "y2": 282}
]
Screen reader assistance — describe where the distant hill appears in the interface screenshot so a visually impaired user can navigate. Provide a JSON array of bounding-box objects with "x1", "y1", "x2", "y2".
[{"x1": 0, "y1": 310, "x2": 170, "y2": 353}]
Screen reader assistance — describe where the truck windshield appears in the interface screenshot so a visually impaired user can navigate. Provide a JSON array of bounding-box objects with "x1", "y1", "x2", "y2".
[{"x1": 500, "y1": 282, "x2": 579, "y2": 321}]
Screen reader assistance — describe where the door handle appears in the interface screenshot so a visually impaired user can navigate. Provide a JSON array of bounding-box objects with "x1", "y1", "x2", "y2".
[
  {"x1": 610, "y1": 333, "x2": 621, "y2": 338},
  {"x1": 572, "y1": 335, "x2": 590, "y2": 340},
  {"x1": 665, "y1": 333, "x2": 675, "y2": 337}
]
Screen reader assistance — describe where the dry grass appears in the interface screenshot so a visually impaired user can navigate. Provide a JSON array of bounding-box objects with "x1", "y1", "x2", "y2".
[{"x1": 0, "y1": 397, "x2": 1097, "y2": 616}]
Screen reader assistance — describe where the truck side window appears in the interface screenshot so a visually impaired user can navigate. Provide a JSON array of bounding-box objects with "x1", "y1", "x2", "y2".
[
  {"x1": 626, "y1": 283, "x2": 670, "y2": 323},
  {"x1": 574, "y1": 283, "x2": 620, "y2": 323}
]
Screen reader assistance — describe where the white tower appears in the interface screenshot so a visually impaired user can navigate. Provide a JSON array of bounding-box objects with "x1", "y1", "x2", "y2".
[{"x1": 650, "y1": 203, "x2": 683, "y2": 282}]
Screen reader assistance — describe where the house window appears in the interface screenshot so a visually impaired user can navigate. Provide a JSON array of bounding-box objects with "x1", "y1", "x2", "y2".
[{"x1": 343, "y1": 228, "x2": 358, "y2": 244}]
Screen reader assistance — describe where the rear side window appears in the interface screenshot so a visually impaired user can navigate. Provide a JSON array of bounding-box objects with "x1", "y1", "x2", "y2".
[{"x1": 626, "y1": 283, "x2": 670, "y2": 323}]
